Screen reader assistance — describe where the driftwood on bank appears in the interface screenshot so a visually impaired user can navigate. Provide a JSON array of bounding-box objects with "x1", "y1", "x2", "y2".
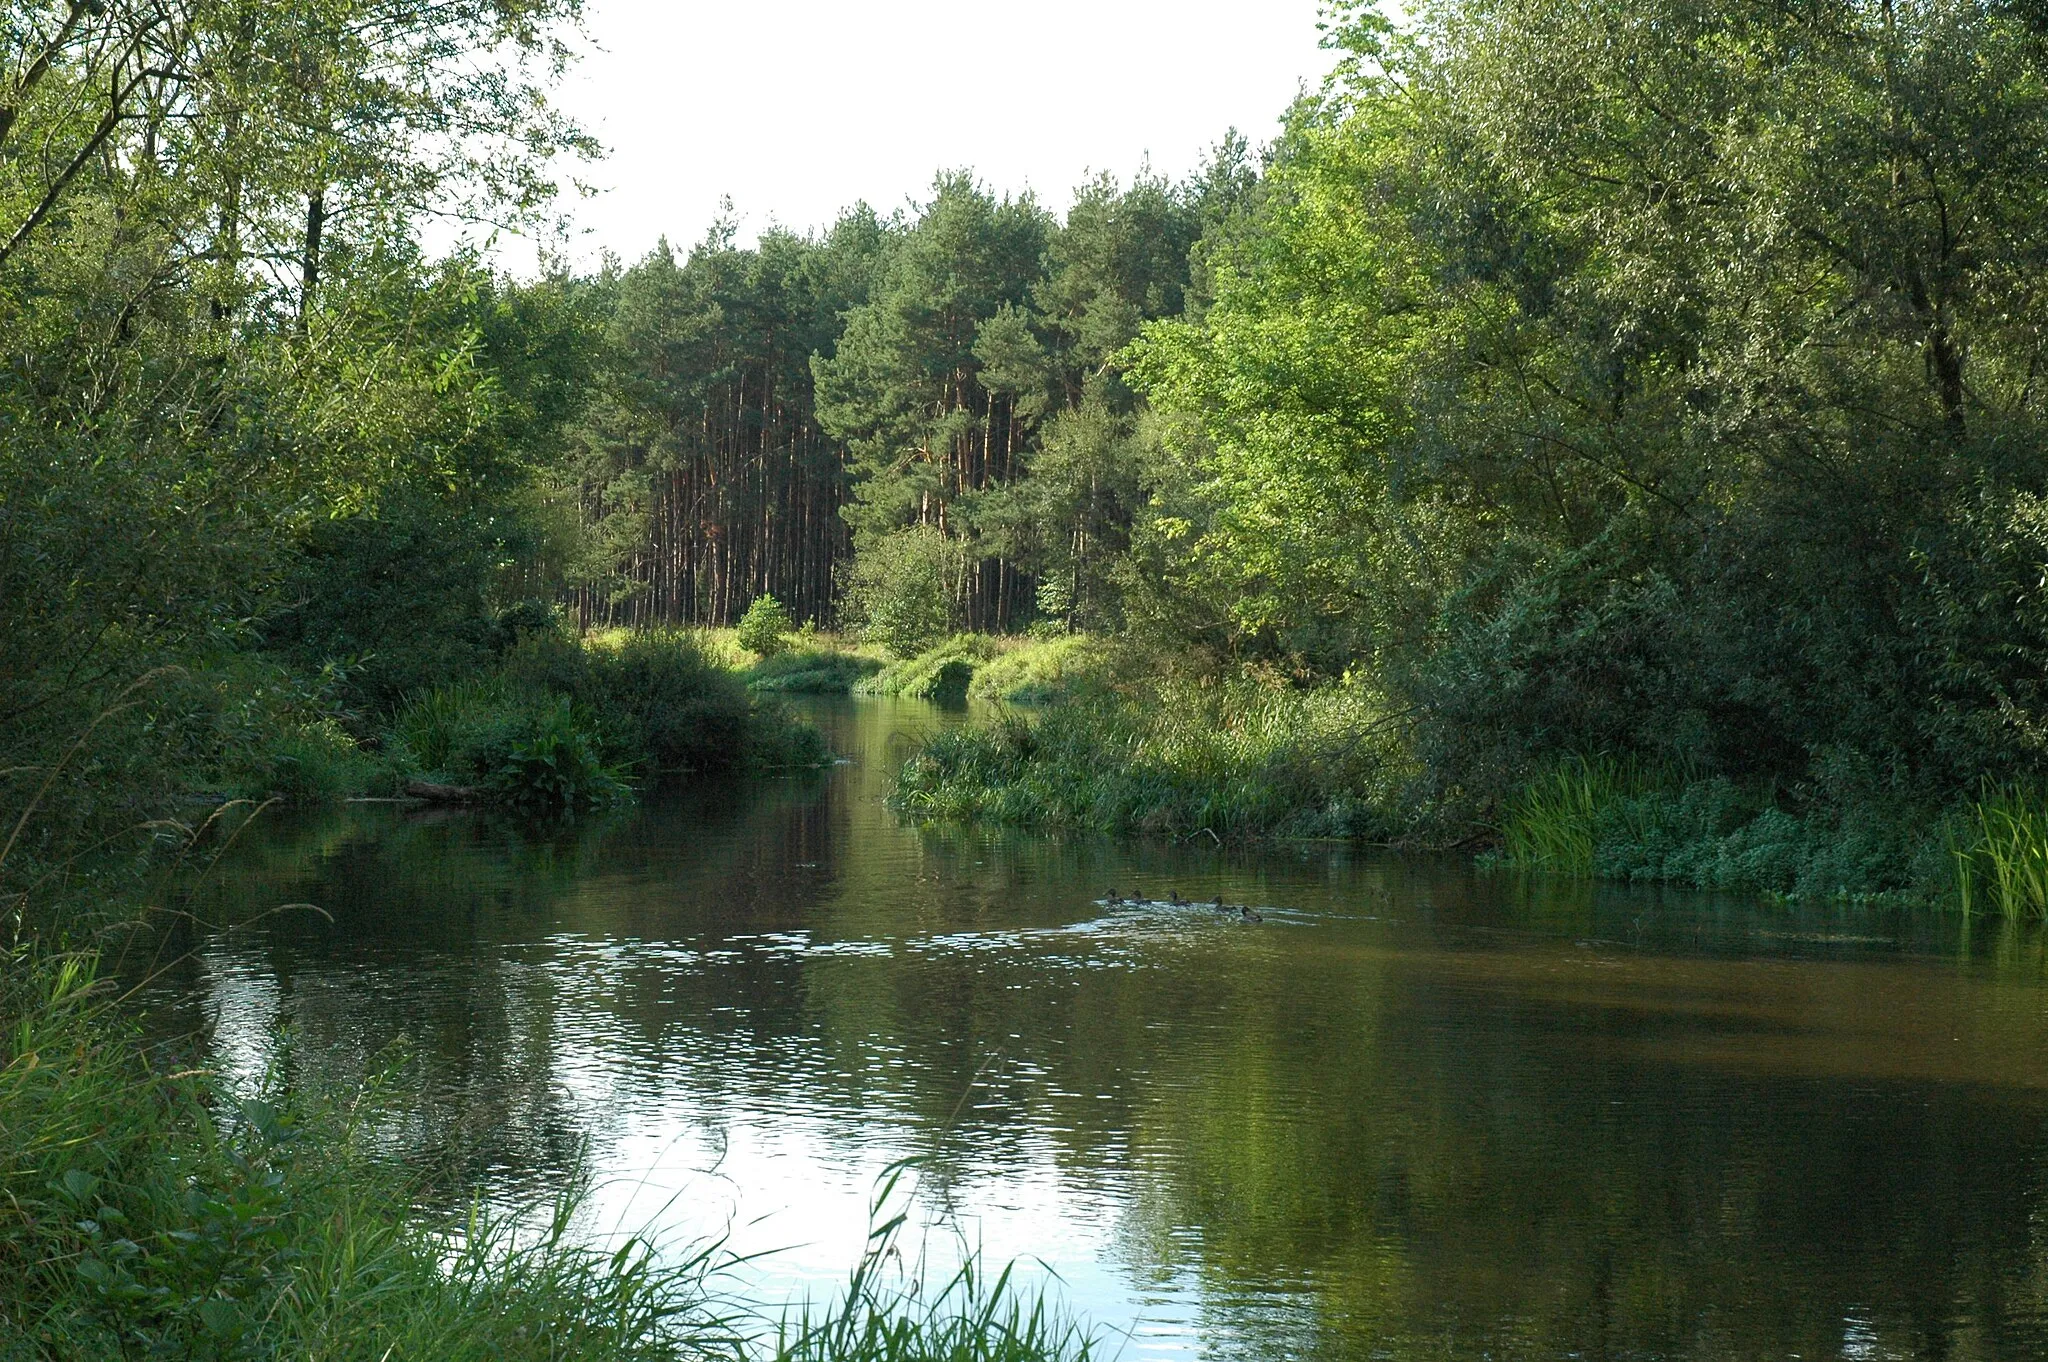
[{"x1": 403, "y1": 779, "x2": 480, "y2": 804}]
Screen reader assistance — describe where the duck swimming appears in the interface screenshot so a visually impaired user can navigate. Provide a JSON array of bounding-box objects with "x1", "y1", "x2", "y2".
[{"x1": 1239, "y1": 905, "x2": 1263, "y2": 923}]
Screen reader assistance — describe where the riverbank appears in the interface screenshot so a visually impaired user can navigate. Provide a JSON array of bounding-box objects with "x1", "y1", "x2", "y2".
[
  {"x1": 189, "y1": 625, "x2": 830, "y2": 817},
  {"x1": 878, "y1": 646, "x2": 2046, "y2": 914},
  {"x1": 0, "y1": 944, "x2": 1097, "y2": 1361}
]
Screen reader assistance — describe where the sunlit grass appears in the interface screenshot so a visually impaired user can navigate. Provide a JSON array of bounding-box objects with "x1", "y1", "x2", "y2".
[
  {"x1": 894, "y1": 674, "x2": 1403, "y2": 841},
  {"x1": 1953, "y1": 784, "x2": 2048, "y2": 918}
]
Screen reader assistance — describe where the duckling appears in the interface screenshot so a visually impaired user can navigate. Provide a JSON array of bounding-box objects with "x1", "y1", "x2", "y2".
[
  {"x1": 1211, "y1": 896, "x2": 1227, "y2": 912},
  {"x1": 1168, "y1": 889, "x2": 1186, "y2": 907},
  {"x1": 1239, "y1": 905, "x2": 1264, "y2": 924}
]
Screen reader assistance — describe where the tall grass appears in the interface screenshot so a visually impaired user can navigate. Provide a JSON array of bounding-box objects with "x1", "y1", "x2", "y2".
[
  {"x1": 1953, "y1": 784, "x2": 2048, "y2": 918},
  {"x1": 0, "y1": 948, "x2": 718, "y2": 1361},
  {"x1": 773, "y1": 1167, "x2": 1098, "y2": 1362},
  {"x1": 1499, "y1": 757, "x2": 1633, "y2": 877},
  {"x1": 0, "y1": 949, "x2": 1095, "y2": 1361},
  {"x1": 894, "y1": 676, "x2": 1403, "y2": 841}
]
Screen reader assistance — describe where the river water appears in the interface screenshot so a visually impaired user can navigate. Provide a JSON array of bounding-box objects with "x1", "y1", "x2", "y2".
[{"x1": 150, "y1": 698, "x2": 2048, "y2": 1360}]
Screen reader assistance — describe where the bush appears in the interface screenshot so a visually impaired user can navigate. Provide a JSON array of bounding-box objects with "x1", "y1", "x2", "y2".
[
  {"x1": 392, "y1": 630, "x2": 830, "y2": 796},
  {"x1": 584, "y1": 631, "x2": 755, "y2": 774},
  {"x1": 839, "y1": 527, "x2": 960, "y2": 659},
  {"x1": 735, "y1": 595, "x2": 795, "y2": 657},
  {"x1": 482, "y1": 697, "x2": 630, "y2": 815}
]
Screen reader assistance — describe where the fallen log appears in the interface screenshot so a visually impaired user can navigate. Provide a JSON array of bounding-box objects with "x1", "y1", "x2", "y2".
[{"x1": 403, "y1": 779, "x2": 480, "y2": 804}]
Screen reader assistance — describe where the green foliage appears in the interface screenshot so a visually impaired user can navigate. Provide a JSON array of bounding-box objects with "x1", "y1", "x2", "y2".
[
  {"x1": 482, "y1": 698, "x2": 631, "y2": 816},
  {"x1": 394, "y1": 629, "x2": 828, "y2": 799},
  {"x1": 966, "y1": 637, "x2": 1105, "y2": 706},
  {"x1": 840, "y1": 527, "x2": 964, "y2": 658},
  {"x1": 1500, "y1": 758, "x2": 1635, "y2": 878},
  {"x1": 894, "y1": 673, "x2": 1404, "y2": 842},
  {"x1": 1118, "y1": 0, "x2": 2048, "y2": 829},
  {"x1": 855, "y1": 637, "x2": 1002, "y2": 705},
  {"x1": 1492, "y1": 756, "x2": 1947, "y2": 901},
  {"x1": 0, "y1": 952, "x2": 713, "y2": 1362},
  {"x1": 747, "y1": 649, "x2": 887, "y2": 695},
  {"x1": 775, "y1": 1242, "x2": 1095, "y2": 1362},
  {"x1": 738, "y1": 595, "x2": 797, "y2": 657},
  {"x1": 1, "y1": 952, "x2": 1087, "y2": 1362},
  {"x1": 1954, "y1": 786, "x2": 2048, "y2": 918}
]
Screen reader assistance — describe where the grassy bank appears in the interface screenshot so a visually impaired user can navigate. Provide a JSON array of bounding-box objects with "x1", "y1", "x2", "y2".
[
  {"x1": 193, "y1": 626, "x2": 830, "y2": 816},
  {"x1": 0, "y1": 948, "x2": 1096, "y2": 1361},
  {"x1": 894, "y1": 669, "x2": 1405, "y2": 842},
  {"x1": 884, "y1": 657, "x2": 2047, "y2": 910},
  {"x1": 1489, "y1": 758, "x2": 1957, "y2": 903}
]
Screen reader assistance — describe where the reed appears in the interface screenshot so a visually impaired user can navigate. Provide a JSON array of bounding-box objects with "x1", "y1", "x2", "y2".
[
  {"x1": 1500, "y1": 757, "x2": 1631, "y2": 877},
  {"x1": 1953, "y1": 784, "x2": 2048, "y2": 918},
  {"x1": 773, "y1": 1167, "x2": 1098, "y2": 1362}
]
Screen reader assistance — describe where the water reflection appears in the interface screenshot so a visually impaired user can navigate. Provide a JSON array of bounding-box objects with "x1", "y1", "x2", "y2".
[{"x1": 152, "y1": 699, "x2": 2048, "y2": 1360}]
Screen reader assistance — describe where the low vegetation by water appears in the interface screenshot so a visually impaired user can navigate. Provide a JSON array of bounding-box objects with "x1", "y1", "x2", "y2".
[
  {"x1": 895, "y1": 663, "x2": 1403, "y2": 842},
  {"x1": 0, "y1": 948, "x2": 1096, "y2": 1362}
]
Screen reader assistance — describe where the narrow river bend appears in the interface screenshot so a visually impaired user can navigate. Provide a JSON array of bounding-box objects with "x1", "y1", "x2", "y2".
[{"x1": 153, "y1": 698, "x2": 2048, "y2": 1361}]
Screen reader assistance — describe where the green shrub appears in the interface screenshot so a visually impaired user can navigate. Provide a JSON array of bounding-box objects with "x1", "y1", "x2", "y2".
[
  {"x1": 736, "y1": 595, "x2": 796, "y2": 657},
  {"x1": 393, "y1": 632, "x2": 829, "y2": 791},
  {"x1": 584, "y1": 631, "x2": 754, "y2": 774},
  {"x1": 482, "y1": 697, "x2": 630, "y2": 815},
  {"x1": 839, "y1": 527, "x2": 960, "y2": 658}
]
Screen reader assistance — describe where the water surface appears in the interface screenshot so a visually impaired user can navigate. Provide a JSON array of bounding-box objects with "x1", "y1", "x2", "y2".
[{"x1": 156, "y1": 698, "x2": 2048, "y2": 1360}]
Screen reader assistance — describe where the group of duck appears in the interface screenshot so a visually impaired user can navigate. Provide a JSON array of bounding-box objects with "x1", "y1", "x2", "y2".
[{"x1": 1100, "y1": 890, "x2": 1264, "y2": 923}]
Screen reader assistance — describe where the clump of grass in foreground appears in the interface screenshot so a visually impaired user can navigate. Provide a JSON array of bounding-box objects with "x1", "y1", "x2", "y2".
[
  {"x1": 1953, "y1": 783, "x2": 2048, "y2": 917},
  {"x1": 0, "y1": 950, "x2": 714, "y2": 1361},
  {"x1": 1, "y1": 949, "x2": 1093, "y2": 1362},
  {"x1": 775, "y1": 1167, "x2": 1098, "y2": 1362},
  {"x1": 893, "y1": 676, "x2": 1405, "y2": 841},
  {"x1": 1499, "y1": 756, "x2": 1637, "y2": 876}
]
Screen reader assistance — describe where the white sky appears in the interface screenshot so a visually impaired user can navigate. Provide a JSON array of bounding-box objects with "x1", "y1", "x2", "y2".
[{"x1": 498, "y1": 0, "x2": 1334, "y2": 269}]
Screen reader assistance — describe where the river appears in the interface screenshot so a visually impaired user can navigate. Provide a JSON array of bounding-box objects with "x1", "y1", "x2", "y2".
[{"x1": 148, "y1": 697, "x2": 2048, "y2": 1359}]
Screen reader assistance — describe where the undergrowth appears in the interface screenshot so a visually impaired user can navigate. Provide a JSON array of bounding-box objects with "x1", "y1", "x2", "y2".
[
  {"x1": 893, "y1": 678, "x2": 1405, "y2": 841},
  {"x1": 0, "y1": 949, "x2": 717, "y2": 1362},
  {"x1": 1494, "y1": 756, "x2": 1954, "y2": 902}
]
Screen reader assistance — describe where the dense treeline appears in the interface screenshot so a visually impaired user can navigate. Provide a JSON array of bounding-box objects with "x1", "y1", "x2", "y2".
[
  {"x1": 8, "y1": 0, "x2": 2048, "y2": 871},
  {"x1": 562, "y1": 155, "x2": 1254, "y2": 634},
  {"x1": 1132, "y1": 0, "x2": 2048, "y2": 815},
  {"x1": 890, "y1": 0, "x2": 2048, "y2": 899}
]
